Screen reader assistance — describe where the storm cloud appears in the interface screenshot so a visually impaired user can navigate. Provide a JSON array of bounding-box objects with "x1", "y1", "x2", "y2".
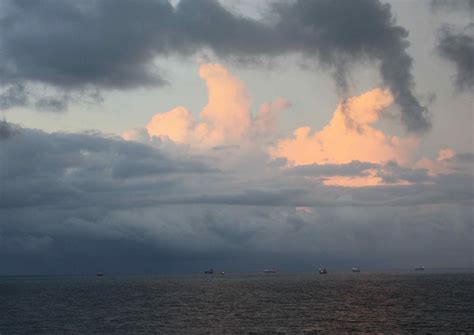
[
  {"x1": 0, "y1": 0, "x2": 429, "y2": 130},
  {"x1": 430, "y1": 0, "x2": 474, "y2": 91},
  {"x1": 0, "y1": 122, "x2": 472, "y2": 274},
  {"x1": 437, "y1": 27, "x2": 474, "y2": 91}
]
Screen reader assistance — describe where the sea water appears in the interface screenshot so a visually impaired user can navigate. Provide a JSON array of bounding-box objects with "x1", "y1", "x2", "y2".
[{"x1": 1, "y1": 271, "x2": 473, "y2": 333}]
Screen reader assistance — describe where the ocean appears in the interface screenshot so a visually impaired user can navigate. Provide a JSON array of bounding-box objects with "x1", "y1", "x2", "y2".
[{"x1": 1, "y1": 271, "x2": 473, "y2": 333}]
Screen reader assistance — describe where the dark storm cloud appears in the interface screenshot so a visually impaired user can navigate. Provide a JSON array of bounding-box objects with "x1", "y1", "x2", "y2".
[
  {"x1": 0, "y1": 123, "x2": 473, "y2": 274},
  {"x1": 269, "y1": 0, "x2": 430, "y2": 132},
  {"x1": 437, "y1": 27, "x2": 474, "y2": 91},
  {"x1": 0, "y1": 0, "x2": 429, "y2": 130},
  {"x1": 430, "y1": 0, "x2": 474, "y2": 91},
  {"x1": 0, "y1": 0, "x2": 175, "y2": 111},
  {"x1": 0, "y1": 119, "x2": 18, "y2": 139},
  {"x1": 175, "y1": 0, "x2": 431, "y2": 131},
  {"x1": 0, "y1": 0, "x2": 174, "y2": 89},
  {"x1": 0, "y1": 122, "x2": 470, "y2": 211},
  {"x1": 0, "y1": 122, "x2": 212, "y2": 209}
]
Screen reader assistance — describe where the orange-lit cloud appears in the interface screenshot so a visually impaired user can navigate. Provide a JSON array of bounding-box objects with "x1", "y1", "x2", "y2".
[
  {"x1": 146, "y1": 107, "x2": 195, "y2": 144},
  {"x1": 437, "y1": 148, "x2": 456, "y2": 161},
  {"x1": 197, "y1": 63, "x2": 251, "y2": 144},
  {"x1": 137, "y1": 63, "x2": 289, "y2": 149},
  {"x1": 123, "y1": 64, "x2": 463, "y2": 188},
  {"x1": 270, "y1": 88, "x2": 418, "y2": 167},
  {"x1": 270, "y1": 88, "x2": 421, "y2": 186}
]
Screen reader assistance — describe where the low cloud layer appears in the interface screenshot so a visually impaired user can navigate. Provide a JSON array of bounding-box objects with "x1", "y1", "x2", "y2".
[{"x1": 0, "y1": 0, "x2": 429, "y2": 131}]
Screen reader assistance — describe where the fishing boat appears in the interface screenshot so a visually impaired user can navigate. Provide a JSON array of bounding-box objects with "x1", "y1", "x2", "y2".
[
  {"x1": 352, "y1": 267, "x2": 361, "y2": 273},
  {"x1": 204, "y1": 268, "x2": 214, "y2": 274},
  {"x1": 414, "y1": 265, "x2": 425, "y2": 271},
  {"x1": 96, "y1": 272, "x2": 104, "y2": 277},
  {"x1": 319, "y1": 267, "x2": 327, "y2": 274},
  {"x1": 263, "y1": 269, "x2": 277, "y2": 273}
]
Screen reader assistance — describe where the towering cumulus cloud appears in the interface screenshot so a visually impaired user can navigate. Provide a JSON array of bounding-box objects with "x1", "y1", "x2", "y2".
[
  {"x1": 128, "y1": 63, "x2": 431, "y2": 187},
  {"x1": 271, "y1": 89, "x2": 417, "y2": 166},
  {"x1": 143, "y1": 63, "x2": 288, "y2": 148},
  {"x1": 0, "y1": 0, "x2": 429, "y2": 131}
]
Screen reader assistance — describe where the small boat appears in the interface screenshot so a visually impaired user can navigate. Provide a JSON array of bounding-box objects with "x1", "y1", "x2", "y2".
[
  {"x1": 220, "y1": 271, "x2": 225, "y2": 275},
  {"x1": 204, "y1": 268, "x2": 214, "y2": 274},
  {"x1": 263, "y1": 269, "x2": 277, "y2": 273},
  {"x1": 319, "y1": 267, "x2": 327, "y2": 274},
  {"x1": 96, "y1": 272, "x2": 104, "y2": 277},
  {"x1": 352, "y1": 267, "x2": 361, "y2": 273},
  {"x1": 414, "y1": 265, "x2": 425, "y2": 271}
]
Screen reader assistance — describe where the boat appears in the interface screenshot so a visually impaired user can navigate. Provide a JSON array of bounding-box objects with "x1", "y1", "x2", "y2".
[
  {"x1": 352, "y1": 267, "x2": 361, "y2": 273},
  {"x1": 414, "y1": 265, "x2": 425, "y2": 271},
  {"x1": 220, "y1": 271, "x2": 225, "y2": 275},
  {"x1": 319, "y1": 267, "x2": 327, "y2": 274},
  {"x1": 96, "y1": 272, "x2": 104, "y2": 277},
  {"x1": 263, "y1": 269, "x2": 277, "y2": 273},
  {"x1": 204, "y1": 268, "x2": 214, "y2": 274}
]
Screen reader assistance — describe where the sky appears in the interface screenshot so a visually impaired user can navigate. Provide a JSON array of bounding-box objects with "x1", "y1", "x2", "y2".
[{"x1": 0, "y1": 0, "x2": 473, "y2": 275}]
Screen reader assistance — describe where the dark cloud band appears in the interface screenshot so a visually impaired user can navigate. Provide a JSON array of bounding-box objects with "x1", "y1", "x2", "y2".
[
  {"x1": 0, "y1": 0, "x2": 429, "y2": 131},
  {"x1": 437, "y1": 27, "x2": 474, "y2": 91}
]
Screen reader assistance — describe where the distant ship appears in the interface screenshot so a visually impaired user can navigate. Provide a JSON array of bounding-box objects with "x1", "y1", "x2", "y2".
[
  {"x1": 204, "y1": 268, "x2": 214, "y2": 274},
  {"x1": 319, "y1": 267, "x2": 327, "y2": 274},
  {"x1": 96, "y1": 272, "x2": 104, "y2": 277},
  {"x1": 414, "y1": 265, "x2": 425, "y2": 271},
  {"x1": 263, "y1": 269, "x2": 277, "y2": 273},
  {"x1": 220, "y1": 271, "x2": 225, "y2": 275},
  {"x1": 352, "y1": 267, "x2": 361, "y2": 273}
]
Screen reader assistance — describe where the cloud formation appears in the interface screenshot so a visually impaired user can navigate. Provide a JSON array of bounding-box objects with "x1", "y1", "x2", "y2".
[
  {"x1": 1, "y1": 120, "x2": 472, "y2": 274},
  {"x1": 129, "y1": 63, "x2": 452, "y2": 187},
  {"x1": 430, "y1": 0, "x2": 474, "y2": 91},
  {"x1": 437, "y1": 27, "x2": 474, "y2": 91},
  {"x1": 142, "y1": 63, "x2": 289, "y2": 149},
  {"x1": 271, "y1": 88, "x2": 418, "y2": 168},
  {"x1": 0, "y1": 0, "x2": 429, "y2": 131}
]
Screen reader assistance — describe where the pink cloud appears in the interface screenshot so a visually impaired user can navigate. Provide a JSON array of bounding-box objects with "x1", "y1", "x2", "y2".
[{"x1": 270, "y1": 89, "x2": 418, "y2": 167}]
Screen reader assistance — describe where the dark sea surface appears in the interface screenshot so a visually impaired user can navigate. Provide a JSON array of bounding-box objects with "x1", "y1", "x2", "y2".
[{"x1": 1, "y1": 271, "x2": 473, "y2": 334}]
